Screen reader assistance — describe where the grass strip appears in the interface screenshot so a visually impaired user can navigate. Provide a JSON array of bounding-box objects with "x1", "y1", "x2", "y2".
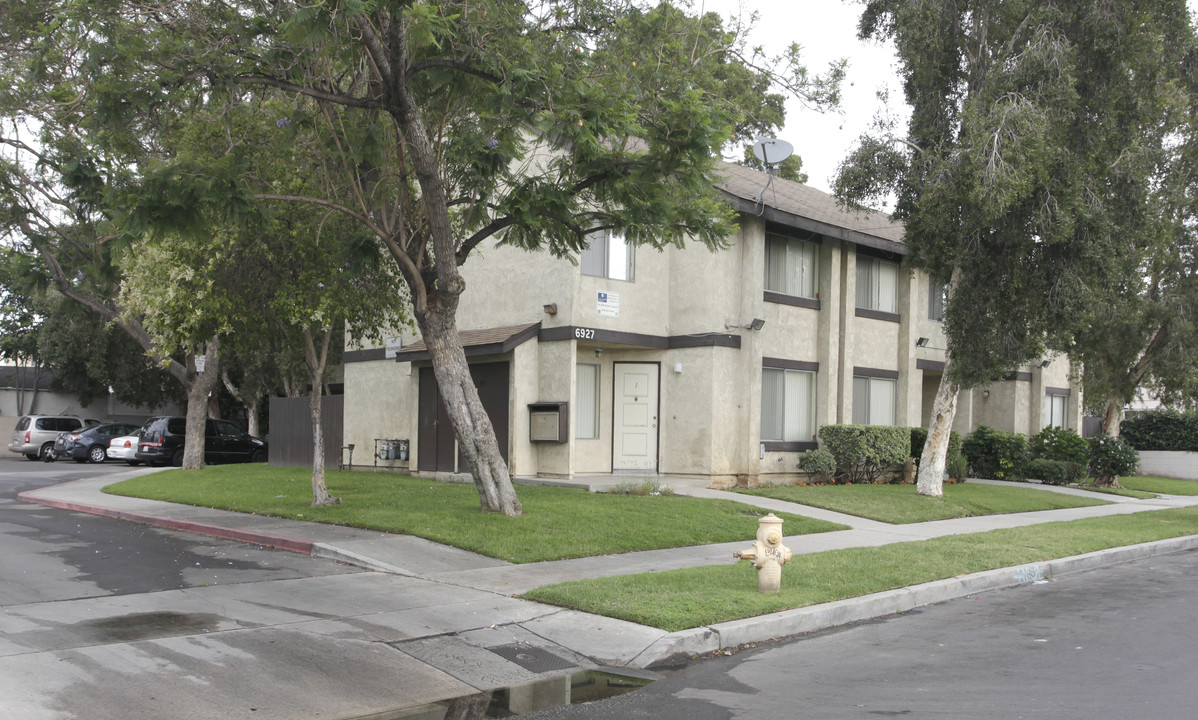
[
  {"x1": 1118, "y1": 475, "x2": 1198, "y2": 496},
  {"x1": 103, "y1": 466, "x2": 846, "y2": 563},
  {"x1": 736, "y1": 481, "x2": 1108, "y2": 524},
  {"x1": 523, "y1": 506, "x2": 1198, "y2": 631}
]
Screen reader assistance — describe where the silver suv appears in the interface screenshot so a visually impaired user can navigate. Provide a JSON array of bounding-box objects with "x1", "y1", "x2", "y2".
[{"x1": 8, "y1": 415, "x2": 101, "y2": 460}]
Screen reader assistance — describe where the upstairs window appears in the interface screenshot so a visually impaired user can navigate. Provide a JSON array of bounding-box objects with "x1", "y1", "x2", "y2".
[
  {"x1": 928, "y1": 280, "x2": 946, "y2": 322},
  {"x1": 856, "y1": 256, "x2": 899, "y2": 314},
  {"x1": 581, "y1": 230, "x2": 634, "y2": 281},
  {"x1": 765, "y1": 234, "x2": 819, "y2": 299}
]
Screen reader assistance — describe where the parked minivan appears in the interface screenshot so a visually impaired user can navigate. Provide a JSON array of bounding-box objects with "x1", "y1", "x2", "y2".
[
  {"x1": 8, "y1": 416, "x2": 102, "y2": 460},
  {"x1": 135, "y1": 416, "x2": 267, "y2": 466}
]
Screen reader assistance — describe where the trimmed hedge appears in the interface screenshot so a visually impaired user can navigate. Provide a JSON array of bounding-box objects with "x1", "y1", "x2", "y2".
[
  {"x1": 1089, "y1": 436, "x2": 1140, "y2": 485},
  {"x1": 1121, "y1": 410, "x2": 1198, "y2": 451},
  {"x1": 818, "y1": 425, "x2": 910, "y2": 484}
]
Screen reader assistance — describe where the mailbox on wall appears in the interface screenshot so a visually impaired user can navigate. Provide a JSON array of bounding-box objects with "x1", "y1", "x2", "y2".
[{"x1": 528, "y1": 402, "x2": 569, "y2": 443}]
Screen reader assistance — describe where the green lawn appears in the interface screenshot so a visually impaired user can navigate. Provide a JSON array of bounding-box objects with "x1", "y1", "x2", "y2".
[
  {"x1": 524, "y1": 506, "x2": 1198, "y2": 631},
  {"x1": 736, "y1": 481, "x2": 1109, "y2": 523},
  {"x1": 1121, "y1": 475, "x2": 1198, "y2": 496},
  {"x1": 103, "y1": 466, "x2": 846, "y2": 563}
]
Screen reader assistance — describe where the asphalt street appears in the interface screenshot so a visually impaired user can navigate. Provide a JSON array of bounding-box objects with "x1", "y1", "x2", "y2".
[{"x1": 523, "y1": 546, "x2": 1198, "y2": 720}]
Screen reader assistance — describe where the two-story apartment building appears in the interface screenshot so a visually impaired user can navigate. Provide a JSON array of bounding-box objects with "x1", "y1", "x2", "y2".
[{"x1": 341, "y1": 162, "x2": 1081, "y2": 487}]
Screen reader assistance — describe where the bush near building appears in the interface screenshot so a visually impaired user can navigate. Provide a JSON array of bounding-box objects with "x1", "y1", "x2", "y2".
[
  {"x1": 818, "y1": 425, "x2": 910, "y2": 484},
  {"x1": 962, "y1": 425, "x2": 1031, "y2": 481}
]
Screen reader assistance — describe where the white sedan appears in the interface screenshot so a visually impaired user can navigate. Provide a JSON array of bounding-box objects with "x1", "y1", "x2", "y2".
[{"x1": 107, "y1": 434, "x2": 142, "y2": 465}]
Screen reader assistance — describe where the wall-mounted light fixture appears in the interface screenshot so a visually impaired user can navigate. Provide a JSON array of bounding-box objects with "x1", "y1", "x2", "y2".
[
  {"x1": 725, "y1": 318, "x2": 766, "y2": 331},
  {"x1": 594, "y1": 347, "x2": 603, "y2": 358},
  {"x1": 916, "y1": 337, "x2": 930, "y2": 348},
  {"x1": 982, "y1": 389, "x2": 990, "y2": 400},
  {"x1": 1040, "y1": 359, "x2": 1051, "y2": 368},
  {"x1": 543, "y1": 303, "x2": 558, "y2": 315}
]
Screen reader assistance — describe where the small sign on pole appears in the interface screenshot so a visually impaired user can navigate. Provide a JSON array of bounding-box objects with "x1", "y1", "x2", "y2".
[{"x1": 195, "y1": 356, "x2": 206, "y2": 373}]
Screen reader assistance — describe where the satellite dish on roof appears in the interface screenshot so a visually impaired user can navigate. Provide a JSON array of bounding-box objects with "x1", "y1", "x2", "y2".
[{"x1": 752, "y1": 137, "x2": 794, "y2": 165}]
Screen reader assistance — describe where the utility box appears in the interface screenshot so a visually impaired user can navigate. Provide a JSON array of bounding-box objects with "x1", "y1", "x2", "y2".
[{"x1": 528, "y1": 402, "x2": 568, "y2": 443}]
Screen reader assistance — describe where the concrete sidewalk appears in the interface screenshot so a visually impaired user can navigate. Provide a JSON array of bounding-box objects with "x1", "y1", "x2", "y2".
[{"x1": 14, "y1": 470, "x2": 1198, "y2": 718}]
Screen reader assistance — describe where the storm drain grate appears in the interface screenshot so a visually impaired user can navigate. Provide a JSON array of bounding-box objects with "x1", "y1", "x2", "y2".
[{"x1": 486, "y1": 644, "x2": 575, "y2": 674}]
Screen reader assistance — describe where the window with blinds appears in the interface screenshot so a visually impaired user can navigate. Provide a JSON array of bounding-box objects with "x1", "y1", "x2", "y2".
[
  {"x1": 764, "y1": 234, "x2": 819, "y2": 298},
  {"x1": 856, "y1": 256, "x2": 898, "y2": 313},
  {"x1": 761, "y1": 368, "x2": 816, "y2": 442}
]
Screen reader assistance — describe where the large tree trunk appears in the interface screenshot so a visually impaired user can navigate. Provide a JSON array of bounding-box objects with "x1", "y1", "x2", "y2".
[
  {"x1": 418, "y1": 306, "x2": 522, "y2": 516},
  {"x1": 182, "y1": 340, "x2": 221, "y2": 469},
  {"x1": 303, "y1": 326, "x2": 340, "y2": 506},
  {"x1": 1101, "y1": 399, "x2": 1123, "y2": 437},
  {"x1": 917, "y1": 358, "x2": 961, "y2": 497}
]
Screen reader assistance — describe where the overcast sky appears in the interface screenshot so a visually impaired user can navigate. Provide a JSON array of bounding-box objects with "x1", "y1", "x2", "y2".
[{"x1": 701, "y1": 0, "x2": 905, "y2": 194}]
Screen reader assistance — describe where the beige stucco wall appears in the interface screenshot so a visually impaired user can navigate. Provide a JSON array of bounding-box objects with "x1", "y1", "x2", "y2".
[{"x1": 342, "y1": 358, "x2": 415, "y2": 470}]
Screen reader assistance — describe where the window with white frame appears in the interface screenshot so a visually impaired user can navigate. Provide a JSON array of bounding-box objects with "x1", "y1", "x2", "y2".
[
  {"x1": 856, "y1": 256, "x2": 899, "y2": 314},
  {"x1": 928, "y1": 280, "x2": 946, "y2": 322},
  {"x1": 1044, "y1": 391, "x2": 1069, "y2": 430},
  {"x1": 761, "y1": 367, "x2": 816, "y2": 443},
  {"x1": 853, "y1": 376, "x2": 897, "y2": 426},
  {"x1": 576, "y1": 363, "x2": 600, "y2": 439},
  {"x1": 581, "y1": 230, "x2": 634, "y2": 281},
  {"x1": 765, "y1": 234, "x2": 819, "y2": 299}
]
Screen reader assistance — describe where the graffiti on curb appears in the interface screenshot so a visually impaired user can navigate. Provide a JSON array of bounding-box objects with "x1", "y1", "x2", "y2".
[{"x1": 1013, "y1": 565, "x2": 1046, "y2": 584}]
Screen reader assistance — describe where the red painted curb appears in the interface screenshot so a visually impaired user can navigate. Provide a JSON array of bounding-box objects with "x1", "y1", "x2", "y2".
[{"x1": 17, "y1": 492, "x2": 315, "y2": 555}]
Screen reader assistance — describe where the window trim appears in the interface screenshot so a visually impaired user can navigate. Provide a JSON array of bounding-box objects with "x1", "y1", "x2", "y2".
[{"x1": 852, "y1": 374, "x2": 898, "y2": 426}]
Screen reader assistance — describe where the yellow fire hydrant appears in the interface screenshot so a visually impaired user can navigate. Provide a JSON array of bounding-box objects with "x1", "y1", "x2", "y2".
[{"x1": 733, "y1": 513, "x2": 792, "y2": 594}]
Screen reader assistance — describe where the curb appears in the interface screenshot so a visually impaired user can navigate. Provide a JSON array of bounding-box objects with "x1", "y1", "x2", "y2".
[
  {"x1": 629, "y1": 533, "x2": 1198, "y2": 668},
  {"x1": 16, "y1": 491, "x2": 316, "y2": 555}
]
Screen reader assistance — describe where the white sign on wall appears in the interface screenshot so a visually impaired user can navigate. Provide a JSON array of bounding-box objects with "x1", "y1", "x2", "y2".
[
  {"x1": 384, "y1": 337, "x2": 403, "y2": 359},
  {"x1": 597, "y1": 291, "x2": 620, "y2": 318}
]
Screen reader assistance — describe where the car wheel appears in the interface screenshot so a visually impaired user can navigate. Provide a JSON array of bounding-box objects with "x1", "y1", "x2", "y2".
[
  {"x1": 89, "y1": 446, "x2": 108, "y2": 463},
  {"x1": 171, "y1": 449, "x2": 185, "y2": 467},
  {"x1": 250, "y1": 448, "x2": 267, "y2": 463},
  {"x1": 126, "y1": 460, "x2": 142, "y2": 467},
  {"x1": 39, "y1": 443, "x2": 54, "y2": 460}
]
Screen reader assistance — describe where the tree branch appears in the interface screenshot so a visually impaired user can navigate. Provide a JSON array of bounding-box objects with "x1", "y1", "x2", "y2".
[{"x1": 235, "y1": 75, "x2": 381, "y2": 109}]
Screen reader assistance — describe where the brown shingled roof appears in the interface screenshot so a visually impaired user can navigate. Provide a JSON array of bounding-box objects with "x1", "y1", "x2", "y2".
[
  {"x1": 394, "y1": 322, "x2": 541, "y2": 361},
  {"x1": 714, "y1": 162, "x2": 906, "y2": 253}
]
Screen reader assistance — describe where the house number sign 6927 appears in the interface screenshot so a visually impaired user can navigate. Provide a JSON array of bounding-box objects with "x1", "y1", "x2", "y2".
[{"x1": 575, "y1": 327, "x2": 596, "y2": 340}]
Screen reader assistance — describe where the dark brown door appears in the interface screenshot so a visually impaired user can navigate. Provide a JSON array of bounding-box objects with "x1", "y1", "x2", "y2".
[{"x1": 418, "y1": 362, "x2": 510, "y2": 472}]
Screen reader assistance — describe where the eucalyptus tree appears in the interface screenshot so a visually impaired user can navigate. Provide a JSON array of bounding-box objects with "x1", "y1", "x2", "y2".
[
  {"x1": 834, "y1": 0, "x2": 1193, "y2": 496},
  {"x1": 75, "y1": 0, "x2": 840, "y2": 516},
  {"x1": 1070, "y1": 105, "x2": 1198, "y2": 437}
]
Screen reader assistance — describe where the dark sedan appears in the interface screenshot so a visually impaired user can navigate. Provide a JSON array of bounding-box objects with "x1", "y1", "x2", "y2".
[{"x1": 53, "y1": 423, "x2": 142, "y2": 463}]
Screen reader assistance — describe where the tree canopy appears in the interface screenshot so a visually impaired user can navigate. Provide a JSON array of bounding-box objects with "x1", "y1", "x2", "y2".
[{"x1": 834, "y1": 0, "x2": 1195, "y2": 494}]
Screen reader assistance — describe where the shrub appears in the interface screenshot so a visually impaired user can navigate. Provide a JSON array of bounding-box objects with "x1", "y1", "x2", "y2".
[
  {"x1": 909, "y1": 426, "x2": 964, "y2": 465},
  {"x1": 797, "y1": 449, "x2": 836, "y2": 483},
  {"x1": 946, "y1": 453, "x2": 969, "y2": 481},
  {"x1": 962, "y1": 425, "x2": 1031, "y2": 481},
  {"x1": 1027, "y1": 458, "x2": 1071, "y2": 485},
  {"x1": 1029, "y1": 426, "x2": 1089, "y2": 466},
  {"x1": 1088, "y1": 436, "x2": 1139, "y2": 486},
  {"x1": 1121, "y1": 409, "x2": 1198, "y2": 451},
  {"x1": 818, "y1": 425, "x2": 911, "y2": 484}
]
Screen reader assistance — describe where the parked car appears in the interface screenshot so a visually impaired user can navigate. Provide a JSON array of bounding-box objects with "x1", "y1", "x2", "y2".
[
  {"x1": 136, "y1": 416, "x2": 268, "y2": 467},
  {"x1": 107, "y1": 433, "x2": 142, "y2": 465},
  {"x1": 8, "y1": 416, "x2": 102, "y2": 460},
  {"x1": 53, "y1": 422, "x2": 142, "y2": 464}
]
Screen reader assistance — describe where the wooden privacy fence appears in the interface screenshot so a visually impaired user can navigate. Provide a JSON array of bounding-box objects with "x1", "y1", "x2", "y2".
[{"x1": 268, "y1": 395, "x2": 344, "y2": 468}]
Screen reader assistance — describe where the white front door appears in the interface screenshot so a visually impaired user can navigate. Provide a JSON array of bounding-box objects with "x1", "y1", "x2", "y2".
[{"x1": 613, "y1": 363, "x2": 659, "y2": 471}]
